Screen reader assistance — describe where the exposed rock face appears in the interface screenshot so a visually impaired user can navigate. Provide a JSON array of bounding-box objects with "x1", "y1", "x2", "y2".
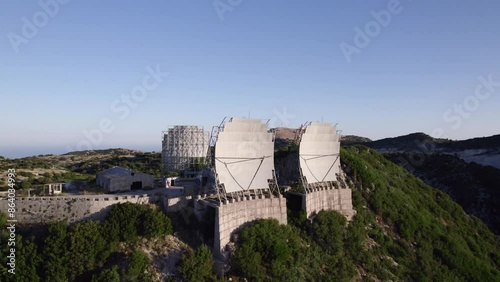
[
  {"x1": 124, "y1": 235, "x2": 190, "y2": 280},
  {"x1": 449, "y1": 149, "x2": 500, "y2": 169}
]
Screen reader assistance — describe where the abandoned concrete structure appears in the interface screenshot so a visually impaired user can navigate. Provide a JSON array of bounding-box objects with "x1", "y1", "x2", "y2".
[
  {"x1": 194, "y1": 193, "x2": 287, "y2": 259},
  {"x1": 46, "y1": 183, "x2": 64, "y2": 195},
  {"x1": 296, "y1": 122, "x2": 356, "y2": 219},
  {"x1": 9, "y1": 119, "x2": 354, "y2": 269},
  {"x1": 0, "y1": 189, "x2": 184, "y2": 224},
  {"x1": 301, "y1": 183, "x2": 356, "y2": 219},
  {"x1": 96, "y1": 167, "x2": 154, "y2": 193},
  {"x1": 201, "y1": 118, "x2": 288, "y2": 257}
]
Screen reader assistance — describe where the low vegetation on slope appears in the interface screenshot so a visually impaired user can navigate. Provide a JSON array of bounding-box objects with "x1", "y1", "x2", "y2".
[
  {"x1": 230, "y1": 146, "x2": 500, "y2": 281},
  {"x1": 0, "y1": 149, "x2": 162, "y2": 190},
  {"x1": 385, "y1": 152, "x2": 500, "y2": 234},
  {"x1": 341, "y1": 146, "x2": 499, "y2": 280},
  {"x1": 231, "y1": 212, "x2": 356, "y2": 281},
  {"x1": 0, "y1": 203, "x2": 174, "y2": 281},
  {"x1": 340, "y1": 135, "x2": 372, "y2": 146}
]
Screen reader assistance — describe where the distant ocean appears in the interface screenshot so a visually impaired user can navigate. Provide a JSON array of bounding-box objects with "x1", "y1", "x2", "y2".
[{"x1": 0, "y1": 145, "x2": 159, "y2": 159}]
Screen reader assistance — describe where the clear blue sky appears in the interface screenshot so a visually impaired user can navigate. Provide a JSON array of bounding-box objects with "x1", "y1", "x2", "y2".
[{"x1": 1, "y1": 0, "x2": 499, "y2": 158}]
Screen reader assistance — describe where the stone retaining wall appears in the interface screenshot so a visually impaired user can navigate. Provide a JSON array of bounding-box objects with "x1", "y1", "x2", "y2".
[
  {"x1": 0, "y1": 193, "x2": 192, "y2": 224},
  {"x1": 206, "y1": 195, "x2": 287, "y2": 258},
  {"x1": 304, "y1": 187, "x2": 356, "y2": 220}
]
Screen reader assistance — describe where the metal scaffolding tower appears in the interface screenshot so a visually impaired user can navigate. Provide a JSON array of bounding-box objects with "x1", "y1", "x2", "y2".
[{"x1": 161, "y1": 126, "x2": 209, "y2": 175}]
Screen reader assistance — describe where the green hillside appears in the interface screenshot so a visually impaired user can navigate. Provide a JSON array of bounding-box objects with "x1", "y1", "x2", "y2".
[
  {"x1": 231, "y1": 146, "x2": 499, "y2": 281},
  {"x1": 384, "y1": 152, "x2": 500, "y2": 234},
  {"x1": 340, "y1": 146, "x2": 499, "y2": 280}
]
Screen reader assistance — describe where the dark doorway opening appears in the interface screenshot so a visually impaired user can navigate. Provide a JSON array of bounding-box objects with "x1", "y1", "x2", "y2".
[
  {"x1": 131, "y1": 181, "x2": 142, "y2": 190},
  {"x1": 204, "y1": 205, "x2": 216, "y2": 248},
  {"x1": 286, "y1": 192, "x2": 305, "y2": 211}
]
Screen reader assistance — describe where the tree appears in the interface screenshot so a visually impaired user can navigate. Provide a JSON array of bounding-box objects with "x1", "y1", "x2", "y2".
[
  {"x1": 42, "y1": 221, "x2": 69, "y2": 282},
  {"x1": 91, "y1": 265, "x2": 120, "y2": 282},
  {"x1": 104, "y1": 203, "x2": 174, "y2": 243},
  {"x1": 0, "y1": 214, "x2": 19, "y2": 282},
  {"x1": 20, "y1": 180, "x2": 31, "y2": 189},
  {"x1": 103, "y1": 203, "x2": 145, "y2": 242},
  {"x1": 124, "y1": 250, "x2": 151, "y2": 282},
  {"x1": 312, "y1": 210, "x2": 347, "y2": 256},
  {"x1": 232, "y1": 244, "x2": 265, "y2": 281},
  {"x1": 15, "y1": 235, "x2": 41, "y2": 282},
  {"x1": 179, "y1": 244, "x2": 215, "y2": 282},
  {"x1": 141, "y1": 208, "x2": 173, "y2": 238},
  {"x1": 232, "y1": 219, "x2": 302, "y2": 280},
  {"x1": 67, "y1": 221, "x2": 109, "y2": 280}
]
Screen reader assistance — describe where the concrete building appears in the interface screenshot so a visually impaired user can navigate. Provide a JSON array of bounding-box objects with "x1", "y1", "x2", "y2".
[{"x1": 96, "y1": 167, "x2": 154, "y2": 193}]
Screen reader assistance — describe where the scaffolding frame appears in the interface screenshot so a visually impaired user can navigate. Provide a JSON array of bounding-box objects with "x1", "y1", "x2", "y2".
[
  {"x1": 161, "y1": 125, "x2": 209, "y2": 176},
  {"x1": 294, "y1": 121, "x2": 311, "y2": 145},
  {"x1": 205, "y1": 117, "x2": 230, "y2": 202}
]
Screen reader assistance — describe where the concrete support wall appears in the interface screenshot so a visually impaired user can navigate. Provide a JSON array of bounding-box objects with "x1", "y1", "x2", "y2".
[
  {"x1": 0, "y1": 193, "x2": 192, "y2": 225},
  {"x1": 212, "y1": 195, "x2": 287, "y2": 258},
  {"x1": 162, "y1": 195, "x2": 192, "y2": 213},
  {"x1": 304, "y1": 188, "x2": 356, "y2": 220},
  {"x1": 193, "y1": 194, "x2": 210, "y2": 222}
]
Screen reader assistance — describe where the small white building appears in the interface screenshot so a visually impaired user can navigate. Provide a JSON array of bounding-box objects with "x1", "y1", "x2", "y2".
[
  {"x1": 96, "y1": 167, "x2": 154, "y2": 193},
  {"x1": 46, "y1": 183, "x2": 64, "y2": 195}
]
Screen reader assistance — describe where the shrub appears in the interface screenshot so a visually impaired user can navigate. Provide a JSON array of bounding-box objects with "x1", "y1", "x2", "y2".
[
  {"x1": 124, "y1": 251, "x2": 151, "y2": 282},
  {"x1": 67, "y1": 221, "x2": 109, "y2": 280},
  {"x1": 91, "y1": 265, "x2": 120, "y2": 282},
  {"x1": 312, "y1": 210, "x2": 346, "y2": 256},
  {"x1": 141, "y1": 208, "x2": 173, "y2": 238},
  {"x1": 179, "y1": 244, "x2": 215, "y2": 282}
]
